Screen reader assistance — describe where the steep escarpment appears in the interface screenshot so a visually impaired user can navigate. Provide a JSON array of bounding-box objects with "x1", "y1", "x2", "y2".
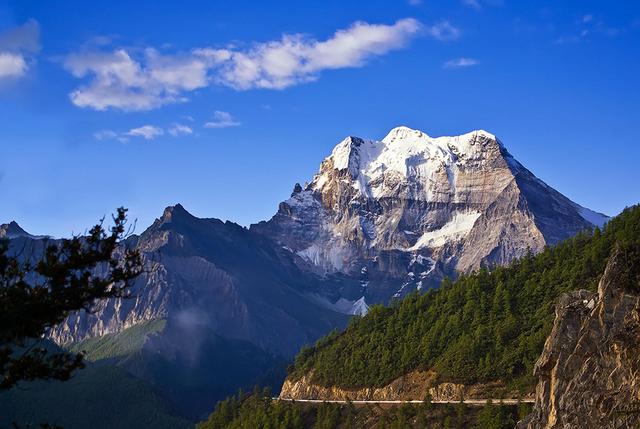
[
  {"x1": 519, "y1": 247, "x2": 640, "y2": 429},
  {"x1": 253, "y1": 126, "x2": 607, "y2": 303}
]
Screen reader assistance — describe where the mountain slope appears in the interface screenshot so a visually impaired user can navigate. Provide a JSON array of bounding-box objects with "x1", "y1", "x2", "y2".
[
  {"x1": 0, "y1": 365, "x2": 192, "y2": 429},
  {"x1": 253, "y1": 127, "x2": 608, "y2": 302},
  {"x1": 49, "y1": 204, "x2": 349, "y2": 356},
  {"x1": 2, "y1": 206, "x2": 350, "y2": 423},
  {"x1": 0, "y1": 340, "x2": 191, "y2": 429},
  {"x1": 282, "y1": 205, "x2": 638, "y2": 397},
  {"x1": 67, "y1": 319, "x2": 288, "y2": 420}
]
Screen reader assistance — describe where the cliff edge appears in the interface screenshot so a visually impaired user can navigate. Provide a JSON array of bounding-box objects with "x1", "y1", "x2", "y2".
[{"x1": 520, "y1": 249, "x2": 640, "y2": 428}]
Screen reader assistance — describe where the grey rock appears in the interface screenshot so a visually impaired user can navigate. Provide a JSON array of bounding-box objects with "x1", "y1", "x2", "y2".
[{"x1": 519, "y1": 250, "x2": 640, "y2": 429}]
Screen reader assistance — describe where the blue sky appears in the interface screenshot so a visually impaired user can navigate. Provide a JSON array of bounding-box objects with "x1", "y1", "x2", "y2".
[{"x1": 1, "y1": 0, "x2": 639, "y2": 237}]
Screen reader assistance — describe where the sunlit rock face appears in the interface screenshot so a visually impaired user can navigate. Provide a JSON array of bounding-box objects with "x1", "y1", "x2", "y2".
[
  {"x1": 253, "y1": 126, "x2": 607, "y2": 302},
  {"x1": 519, "y1": 250, "x2": 640, "y2": 429}
]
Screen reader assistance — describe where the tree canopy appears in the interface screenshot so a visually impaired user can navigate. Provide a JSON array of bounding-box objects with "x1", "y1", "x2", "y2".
[{"x1": 0, "y1": 208, "x2": 142, "y2": 390}]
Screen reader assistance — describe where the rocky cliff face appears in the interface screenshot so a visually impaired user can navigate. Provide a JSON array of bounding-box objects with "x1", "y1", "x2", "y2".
[
  {"x1": 253, "y1": 126, "x2": 607, "y2": 302},
  {"x1": 520, "y1": 250, "x2": 640, "y2": 429},
  {"x1": 280, "y1": 370, "x2": 438, "y2": 401},
  {"x1": 280, "y1": 369, "x2": 522, "y2": 402}
]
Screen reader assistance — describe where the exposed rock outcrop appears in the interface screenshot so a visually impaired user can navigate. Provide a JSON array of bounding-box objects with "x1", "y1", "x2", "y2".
[
  {"x1": 280, "y1": 370, "x2": 524, "y2": 402},
  {"x1": 280, "y1": 370, "x2": 438, "y2": 401},
  {"x1": 519, "y1": 250, "x2": 640, "y2": 428}
]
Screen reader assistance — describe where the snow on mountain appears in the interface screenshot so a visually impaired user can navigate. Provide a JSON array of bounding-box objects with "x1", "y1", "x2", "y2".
[
  {"x1": 408, "y1": 210, "x2": 481, "y2": 250},
  {"x1": 253, "y1": 126, "x2": 608, "y2": 302},
  {"x1": 350, "y1": 296, "x2": 370, "y2": 316},
  {"x1": 316, "y1": 127, "x2": 502, "y2": 201},
  {"x1": 312, "y1": 294, "x2": 370, "y2": 316}
]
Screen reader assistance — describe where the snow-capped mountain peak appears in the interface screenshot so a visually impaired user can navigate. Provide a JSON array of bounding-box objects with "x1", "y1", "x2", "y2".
[
  {"x1": 314, "y1": 126, "x2": 507, "y2": 204},
  {"x1": 253, "y1": 126, "x2": 609, "y2": 302},
  {"x1": 382, "y1": 125, "x2": 430, "y2": 142}
]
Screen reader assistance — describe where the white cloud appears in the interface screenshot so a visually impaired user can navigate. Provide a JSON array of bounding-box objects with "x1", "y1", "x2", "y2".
[
  {"x1": 168, "y1": 123, "x2": 193, "y2": 136},
  {"x1": 408, "y1": 0, "x2": 423, "y2": 6},
  {"x1": 63, "y1": 48, "x2": 224, "y2": 111},
  {"x1": 0, "y1": 52, "x2": 27, "y2": 78},
  {"x1": 204, "y1": 111, "x2": 241, "y2": 128},
  {"x1": 0, "y1": 20, "x2": 40, "y2": 81},
  {"x1": 582, "y1": 14, "x2": 594, "y2": 23},
  {"x1": 217, "y1": 18, "x2": 424, "y2": 90},
  {"x1": 126, "y1": 125, "x2": 164, "y2": 140},
  {"x1": 63, "y1": 18, "x2": 436, "y2": 111},
  {"x1": 443, "y1": 57, "x2": 479, "y2": 68}
]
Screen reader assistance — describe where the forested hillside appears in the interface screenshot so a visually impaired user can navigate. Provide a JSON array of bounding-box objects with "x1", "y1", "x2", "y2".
[
  {"x1": 197, "y1": 389, "x2": 526, "y2": 429},
  {"x1": 0, "y1": 359, "x2": 191, "y2": 429},
  {"x1": 287, "y1": 205, "x2": 640, "y2": 390}
]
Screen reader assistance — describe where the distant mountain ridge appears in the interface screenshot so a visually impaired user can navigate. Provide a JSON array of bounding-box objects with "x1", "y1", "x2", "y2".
[
  {"x1": 253, "y1": 126, "x2": 608, "y2": 302},
  {"x1": 0, "y1": 221, "x2": 39, "y2": 239},
  {"x1": 48, "y1": 203, "x2": 349, "y2": 356},
  {"x1": 3, "y1": 205, "x2": 350, "y2": 419}
]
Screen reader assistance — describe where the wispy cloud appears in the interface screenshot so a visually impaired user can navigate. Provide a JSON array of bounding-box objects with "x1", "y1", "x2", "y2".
[
  {"x1": 0, "y1": 20, "x2": 40, "y2": 80},
  {"x1": 443, "y1": 57, "x2": 479, "y2": 69},
  {"x1": 424, "y1": 21, "x2": 461, "y2": 41},
  {"x1": 62, "y1": 18, "x2": 459, "y2": 111},
  {"x1": 462, "y1": 0, "x2": 482, "y2": 10},
  {"x1": 125, "y1": 125, "x2": 164, "y2": 140},
  {"x1": 94, "y1": 120, "x2": 201, "y2": 142},
  {"x1": 93, "y1": 129, "x2": 118, "y2": 141},
  {"x1": 556, "y1": 14, "x2": 622, "y2": 44},
  {"x1": 204, "y1": 111, "x2": 241, "y2": 128},
  {"x1": 168, "y1": 123, "x2": 193, "y2": 136}
]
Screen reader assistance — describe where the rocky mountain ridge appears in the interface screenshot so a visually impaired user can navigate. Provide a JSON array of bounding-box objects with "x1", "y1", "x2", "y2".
[
  {"x1": 44, "y1": 204, "x2": 350, "y2": 356},
  {"x1": 0, "y1": 221, "x2": 37, "y2": 239}
]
